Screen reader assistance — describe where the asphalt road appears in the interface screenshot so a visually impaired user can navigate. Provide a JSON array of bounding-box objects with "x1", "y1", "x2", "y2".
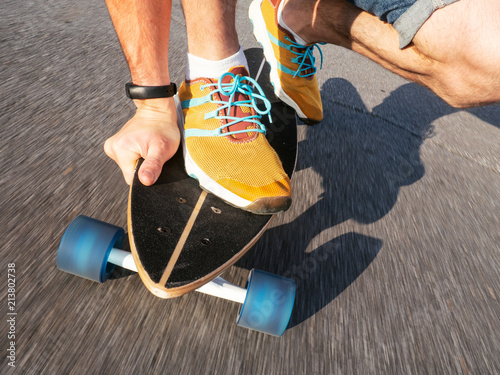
[{"x1": 1, "y1": 1, "x2": 499, "y2": 374}]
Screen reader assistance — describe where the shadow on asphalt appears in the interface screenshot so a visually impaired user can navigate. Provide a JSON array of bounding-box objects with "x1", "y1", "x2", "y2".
[
  {"x1": 466, "y1": 104, "x2": 500, "y2": 128},
  {"x1": 237, "y1": 77, "x2": 436, "y2": 328}
]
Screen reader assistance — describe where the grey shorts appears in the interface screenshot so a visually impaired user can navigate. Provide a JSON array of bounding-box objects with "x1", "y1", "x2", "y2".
[{"x1": 348, "y1": 0, "x2": 461, "y2": 48}]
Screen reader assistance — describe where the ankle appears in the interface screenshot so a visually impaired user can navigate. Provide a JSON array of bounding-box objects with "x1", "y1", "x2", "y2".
[
  {"x1": 186, "y1": 46, "x2": 249, "y2": 80},
  {"x1": 282, "y1": 0, "x2": 357, "y2": 46},
  {"x1": 281, "y1": 0, "x2": 315, "y2": 44}
]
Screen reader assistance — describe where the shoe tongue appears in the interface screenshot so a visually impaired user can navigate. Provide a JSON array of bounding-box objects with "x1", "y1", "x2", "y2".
[
  {"x1": 219, "y1": 66, "x2": 259, "y2": 141},
  {"x1": 226, "y1": 66, "x2": 249, "y2": 79}
]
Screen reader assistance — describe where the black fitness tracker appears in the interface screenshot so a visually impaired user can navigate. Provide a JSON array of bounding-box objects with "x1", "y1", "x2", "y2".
[{"x1": 125, "y1": 82, "x2": 177, "y2": 99}]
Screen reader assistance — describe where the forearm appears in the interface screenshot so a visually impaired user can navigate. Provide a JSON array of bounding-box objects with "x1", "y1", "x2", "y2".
[
  {"x1": 103, "y1": 1, "x2": 179, "y2": 186},
  {"x1": 105, "y1": 0, "x2": 172, "y2": 86}
]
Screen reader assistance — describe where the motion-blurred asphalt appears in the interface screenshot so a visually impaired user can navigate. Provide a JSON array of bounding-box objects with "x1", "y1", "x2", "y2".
[{"x1": 1, "y1": 1, "x2": 499, "y2": 374}]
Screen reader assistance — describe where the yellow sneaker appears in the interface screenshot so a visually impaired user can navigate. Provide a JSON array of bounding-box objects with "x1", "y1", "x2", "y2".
[
  {"x1": 178, "y1": 66, "x2": 292, "y2": 214},
  {"x1": 249, "y1": 0, "x2": 324, "y2": 125}
]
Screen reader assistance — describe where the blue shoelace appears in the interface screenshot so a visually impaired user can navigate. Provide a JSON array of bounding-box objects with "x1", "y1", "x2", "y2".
[
  {"x1": 268, "y1": 31, "x2": 325, "y2": 78},
  {"x1": 286, "y1": 37, "x2": 325, "y2": 78},
  {"x1": 183, "y1": 72, "x2": 272, "y2": 139}
]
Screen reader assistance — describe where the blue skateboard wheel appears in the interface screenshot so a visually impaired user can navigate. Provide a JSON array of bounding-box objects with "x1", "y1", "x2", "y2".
[
  {"x1": 57, "y1": 215, "x2": 125, "y2": 283},
  {"x1": 237, "y1": 269, "x2": 296, "y2": 336}
]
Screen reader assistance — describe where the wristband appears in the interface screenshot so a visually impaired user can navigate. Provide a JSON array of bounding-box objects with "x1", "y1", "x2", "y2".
[{"x1": 125, "y1": 82, "x2": 177, "y2": 99}]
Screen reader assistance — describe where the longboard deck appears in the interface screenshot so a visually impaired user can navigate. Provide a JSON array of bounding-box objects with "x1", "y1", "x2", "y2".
[{"x1": 128, "y1": 56, "x2": 297, "y2": 298}]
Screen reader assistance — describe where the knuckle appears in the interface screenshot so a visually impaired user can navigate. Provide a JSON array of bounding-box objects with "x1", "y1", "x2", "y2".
[{"x1": 103, "y1": 138, "x2": 113, "y2": 155}]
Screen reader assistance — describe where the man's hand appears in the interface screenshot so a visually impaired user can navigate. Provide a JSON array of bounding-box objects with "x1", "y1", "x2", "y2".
[{"x1": 104, "y1": 99, "x2": 181, "y2": 186}]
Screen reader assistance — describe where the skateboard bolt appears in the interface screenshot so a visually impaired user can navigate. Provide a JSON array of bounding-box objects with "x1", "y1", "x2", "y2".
[
  {"x1": 157, "y1": 227, "x2": 171, "y2": 235},
  {"x1": 178, "y1": 197, "x2": 186, "y2": 204},
  {"x1": 201, "y1": 238, "x2": 211, "y2": 245},
  {"x1": 211, "y1": 207, "x2": 222, "y2": 214}
]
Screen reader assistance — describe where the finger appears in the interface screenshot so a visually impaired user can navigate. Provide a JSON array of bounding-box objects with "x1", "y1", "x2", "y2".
[
  {"x1": 139, "y1": 140, "x2": 177, "y2": 186},
  {"x1": 104, "y1": 138, "x2": 139, "y2": 185},
  {"x1": 120, "y1": 156, "x2": 138, "y2": 185}
]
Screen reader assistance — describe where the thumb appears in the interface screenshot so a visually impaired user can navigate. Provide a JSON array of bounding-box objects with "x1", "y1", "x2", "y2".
[{"x1": 138, "y1": 140, "x2": 178, "y2": 186}]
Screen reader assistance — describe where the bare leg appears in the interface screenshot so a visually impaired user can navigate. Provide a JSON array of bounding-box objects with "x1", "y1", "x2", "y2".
[
  {"x1": 181, "y1": 0, "x2": 240, "y2": 60},
  {"x1": 283, "y1": 0, "x2": 500, "y2": 107},
  {"x1": 104, "y1": 0, "x2": 180, "y2": 185}
]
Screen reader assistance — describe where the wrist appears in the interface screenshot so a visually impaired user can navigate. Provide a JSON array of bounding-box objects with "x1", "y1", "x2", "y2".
[
  {"x1": 134, "y1": 96, "x2": 177, "y2": 116},
  {"x1": 125, "y1": 81, "x2": 178, "y2": 115}
]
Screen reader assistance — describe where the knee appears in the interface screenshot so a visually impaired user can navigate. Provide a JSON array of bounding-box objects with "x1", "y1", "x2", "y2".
[
  {"x1": 433, "y1": 72, "x2": 490, "y2": 108},
  {"x1": 429, "y1": 34, "x2": 500, "y2": 108},
  {"x1": 415, "y1": 0, "x2": 500, "y2": 107},
  {"x1": 432, "y1": 54, "x2": 500, "y2": 108}
]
